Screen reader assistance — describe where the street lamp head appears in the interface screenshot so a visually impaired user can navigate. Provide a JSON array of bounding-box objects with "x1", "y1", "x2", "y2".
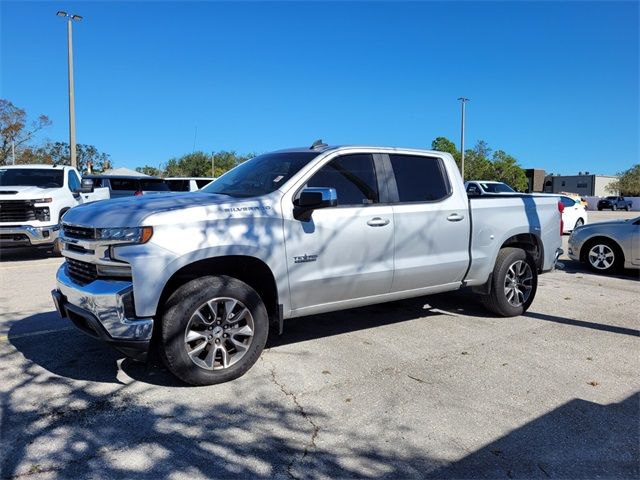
[
  {"x1": 71, "y1": 14, "x2": 83, "y2": 21},
  {"x1": 457, "y1": 97, "x2": 470, "y2": 102},
  {"x1": 56, "y1": 11, "x2": 68, "y2": 17}
]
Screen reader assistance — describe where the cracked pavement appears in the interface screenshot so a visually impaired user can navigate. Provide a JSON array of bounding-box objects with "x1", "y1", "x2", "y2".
[{"x1": 1, "y1": 232, "x2": 638, "y2": 479}]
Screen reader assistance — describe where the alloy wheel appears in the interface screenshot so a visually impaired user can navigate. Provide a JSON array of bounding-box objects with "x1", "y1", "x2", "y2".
[
  {"x1": 588, "y1": 244, "x2": 615, "y2": 271},
  {"x1": 184, "y1": 297, "x2": 254, "y2": 370},
  {"x1": 503, "y1": 260, "x2": 533, "y2": 307}
]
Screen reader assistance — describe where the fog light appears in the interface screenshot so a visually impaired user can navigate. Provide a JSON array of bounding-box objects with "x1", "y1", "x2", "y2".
[{"x1": 43, "y1": 230, "x2": 50, "y2": 238}]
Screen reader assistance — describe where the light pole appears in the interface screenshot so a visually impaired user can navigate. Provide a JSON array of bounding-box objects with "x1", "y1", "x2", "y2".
[
  {"x1": 457, "y1": 97, "x2": 470, "y2": 180},
  {"x1": 57, "y1": 11, "x2": 82, "y2": 168}
]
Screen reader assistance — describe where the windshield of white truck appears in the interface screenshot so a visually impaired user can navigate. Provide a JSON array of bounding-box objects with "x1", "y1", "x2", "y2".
[
  {"x1": 481, "y1": 182, "x2": 515, "y2": 193},
  {"x1": 202, "y1": 151, "x2": 320, "y2": 198},
  {"x1": 0, "y1": 168, "x2": 65, "y2": 188}
]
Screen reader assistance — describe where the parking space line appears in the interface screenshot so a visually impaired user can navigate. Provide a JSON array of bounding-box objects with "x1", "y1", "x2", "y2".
[{"x1": 0, "y1": 327, "x2": 75, "y2": 342}]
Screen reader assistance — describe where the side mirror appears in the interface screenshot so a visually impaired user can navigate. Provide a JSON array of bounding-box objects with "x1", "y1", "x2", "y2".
[
  {"x1": 77, "y1": 178, "x2": 94, "y2": 193},
  {"x1": 294, "y1": 187, "x2": 337, "y2": 221}
]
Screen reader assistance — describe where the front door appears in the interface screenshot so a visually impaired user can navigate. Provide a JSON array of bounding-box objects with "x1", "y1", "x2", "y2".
[{"x1": 283, "y1": 153, "x2": 394, "y2": 311}]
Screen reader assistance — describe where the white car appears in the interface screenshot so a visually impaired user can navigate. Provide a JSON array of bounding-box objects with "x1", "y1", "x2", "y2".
[
  {"x1": 165, "y1": 177, "x2": 215, "y2": 192},
  {"x1": 534, "y1": 194, "x2": 588, "y2": 234},
  {"x1": 0, "y1": 164, "x2": 109, "y2": 251},
  {"x1": 465, "y1": 180, "x2": 516, "y2": 195}
]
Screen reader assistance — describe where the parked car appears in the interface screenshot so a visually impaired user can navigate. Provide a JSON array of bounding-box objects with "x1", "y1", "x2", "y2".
[
  {"x1": 85, "y1": 175, "x2": 170, "y2": 198},
  {"x1": 465, "y1": 180, "x2": 516, "y2": 195},
  {"x1": 52, "y1": 143, "x2": 562, "y2": 385},
  {"x1": 0, "y1": 164, "x2": 108, "y2": 252},
  {"x1": 165, "y1": 177, "x2": 215, "y2": 192},
  {"x1": 558, "y1": 195, "x2": 589, "y2": 233},
  {"x1": 568, "y1": 216, "x2": 640, "y2": 273},
  {"x1": 597, "y1": 196, "x2": 632, "y2": 211}
]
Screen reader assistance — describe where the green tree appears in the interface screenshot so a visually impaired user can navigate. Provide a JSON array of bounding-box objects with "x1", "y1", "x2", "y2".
[
  {"x1": 24, "y1": 142, "x2": 112, "y2": 173},
  {"x1": 136, "y1": 165, "x2": 163, "y2": 177},
  {"x1": 607, "y1": 164, "x2": 640, "y2": 196},
  {"x1": 163, "y1": 150, "x2": 254, "y2": 178},
  {"x1": 0, "y1": 99, "x2": 51, "y2": 165},
  {"x1": 491, "y1": 150, "x2": 528, "y2": 191},
  {"x1": 431, "y1": 136, "x2": 527, "y2": 190}
]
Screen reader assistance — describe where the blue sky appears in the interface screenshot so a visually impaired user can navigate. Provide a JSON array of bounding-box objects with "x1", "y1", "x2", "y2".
[{"x1": 1, "y1": 1, "x2": 638, "y2": 175}]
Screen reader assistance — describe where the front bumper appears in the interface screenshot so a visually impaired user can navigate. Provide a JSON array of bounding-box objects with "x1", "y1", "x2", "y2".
[
  {"x1": 0, "y1": 224, "x2": 59, "y2": 247},
  {"x1": 52, "y1": 264, "x2": 154, "y2": 360}
]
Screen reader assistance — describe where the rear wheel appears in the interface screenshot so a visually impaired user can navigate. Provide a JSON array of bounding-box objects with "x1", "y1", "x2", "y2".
[
  {"x1": 625, "y1": 205, "x2": 630, "y2": 211},
  {"x1": 586, "y1": 239, "x2": 621, "y2": 274},
  {"x1": 482, "y1": 247, "x2": 538, "y2": 317},
  {"x1": 160, "y1": 275, "x2": 269, "y2": 385}
]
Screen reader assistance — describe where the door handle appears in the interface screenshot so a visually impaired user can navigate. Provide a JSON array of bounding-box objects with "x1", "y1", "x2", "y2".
[
  {"x1": 367, "y1": 217, "x2": 390, "y2": 227},
  {"x1": 447, "y1": 213, "x2": 465, "y2": 222}
]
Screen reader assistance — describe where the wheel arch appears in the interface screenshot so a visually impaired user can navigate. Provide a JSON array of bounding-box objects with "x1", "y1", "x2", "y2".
[
  {"x1": 500, "y1": 233, "x2": 544, "y2": 271},
  {"x1": 157, "y1": 255, "x2": 280, "y2": 325}
]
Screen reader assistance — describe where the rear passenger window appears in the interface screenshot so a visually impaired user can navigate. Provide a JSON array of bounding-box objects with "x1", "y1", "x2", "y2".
[
  {"x1": 561, "y1": 196, "x2": 575, "y2": 207},
  {"x1": 110, "y1": 179, "x2": 138, "y2": 191},
  {"x1": 389, "y1": 155, "x2": 450, "y2": 202},
  {"x1": 306, "y1": 154, "x2": 379, "y2": 206}
]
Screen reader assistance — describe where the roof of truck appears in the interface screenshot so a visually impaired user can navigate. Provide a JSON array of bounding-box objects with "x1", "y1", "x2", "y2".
[{"x1": 0, "y1": 164, "x2": 70, "y2": 169}]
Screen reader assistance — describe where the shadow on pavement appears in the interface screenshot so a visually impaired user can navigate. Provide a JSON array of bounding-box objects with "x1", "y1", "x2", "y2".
[
  {"x1": 559, "y1": 259, "x2": 640, "y2": 281},
  {"x1": 0, "y1": 247, "x2": 60, "y2": 263},
  {"x1": 4, "y1": 302, "x2": 639, "y2": 477},
  {"x1": 431, "y1": 392, "x2": 640, "y2": 479}
]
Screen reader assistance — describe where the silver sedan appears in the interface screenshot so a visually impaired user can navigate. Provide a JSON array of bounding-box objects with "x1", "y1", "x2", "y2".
[{"x1": 568, "y1": 216, "x2": 640, "y2": 273}]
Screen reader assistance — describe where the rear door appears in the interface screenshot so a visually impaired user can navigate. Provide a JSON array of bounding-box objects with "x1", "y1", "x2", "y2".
[
  {"x1": 385, "y1": 153, "x2": 470, "y2": 291},
  {"x1": 283, "y1": 153, "x2": 394, "y2": 310}
]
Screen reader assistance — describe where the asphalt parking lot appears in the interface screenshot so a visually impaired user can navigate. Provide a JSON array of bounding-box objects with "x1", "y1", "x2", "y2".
[{"x1": 1, "y1": 211, "x2": 638, "y2": 479}]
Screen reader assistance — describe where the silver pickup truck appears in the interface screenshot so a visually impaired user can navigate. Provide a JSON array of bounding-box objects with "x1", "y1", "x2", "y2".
[{"x1": 52, "y1": 144, "x2": 563, "y2": 385}]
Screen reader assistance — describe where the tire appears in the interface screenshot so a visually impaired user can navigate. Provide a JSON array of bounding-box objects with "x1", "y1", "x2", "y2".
[
  {"x1": 625, "y1": 206, "x2": 630, "y2": 211},
  {"x1": 574, "y1": 218, "x2": 584, "y2": 229},
  {"x1": 612, "y1": 205, "x2": 617, "y2": 211},
  {"x1": 585, "y1": 239, "x2": 622, "y2": 274},
  {"x1": 482, "y1": 247, "x2": 538, "y2": 317},
  {"x1": 160, "y1": 275, "x2": 269, "y2": 385}
]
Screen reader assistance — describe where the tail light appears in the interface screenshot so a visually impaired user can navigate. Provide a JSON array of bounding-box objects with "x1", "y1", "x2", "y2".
[
  {"x1": 134, "y1": 190, "x2": 143, "y2": 196},
  {"x1": 558, "y1": 201, "x2": 564, "y2": 235}
]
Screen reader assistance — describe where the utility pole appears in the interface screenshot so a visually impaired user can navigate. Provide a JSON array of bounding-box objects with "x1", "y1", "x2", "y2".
[
  {"x1": 457, "y1": 97, "x2": 470, "y2": 180},
  {"x1": 57, "y1": 11, "x2": 82, "y2": 168},
  {"x1": 211, "y1": 152, "x2": 215, "y2": 178},
  {"x1": 11, "y1": 139, "x2": 15, "y2": 165}
]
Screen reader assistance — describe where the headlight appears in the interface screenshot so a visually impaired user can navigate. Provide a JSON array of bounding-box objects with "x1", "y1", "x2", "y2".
[
  {"x1": 33, "y1": 198, "x2": 53, "y2": 203},
  {"x1": 96, "y1": 226, "x2": 153, "y2": 244}
]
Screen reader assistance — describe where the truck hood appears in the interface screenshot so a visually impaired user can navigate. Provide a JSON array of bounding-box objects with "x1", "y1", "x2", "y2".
[
  {"x1": 0, "y1": 185, "x2": 61, "y2": 200},
  {"x1": 62, "y1": 192, "x2": 249, "y2": 227}
]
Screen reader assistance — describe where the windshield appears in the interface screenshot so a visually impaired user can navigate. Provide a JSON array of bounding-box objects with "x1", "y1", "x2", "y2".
[
  {"x1": 481, "y1": 182, "x2": 515, "y2": 193},
  {"x1": 0, "y1": 168, "x2": 64, "y2": 188},
  {"x1": 202, "y1": 151, "x2": 320, "y2": 198}
]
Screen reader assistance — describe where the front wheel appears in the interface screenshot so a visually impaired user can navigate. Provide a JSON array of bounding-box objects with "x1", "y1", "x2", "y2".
[
  {"x1": 586, "y1": 240, "x2": 620, "y2": 274},
  {"x1": 160, "y1": 275, "x2": 269, "y2": 385},
  {"x1": 482, "y1": 247, "x2": 538, "y2": 317}
]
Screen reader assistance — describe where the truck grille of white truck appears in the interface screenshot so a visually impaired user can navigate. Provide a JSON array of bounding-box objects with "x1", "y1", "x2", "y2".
[
  {"x1": 65, "y1": 258, "x2": 98, "y2": 285},
  {"x1": 0, "y1": 200, "x2": 36, "y2": 222},
  {"x1": 62, "y1": 224, "x2": 96, "y2": 240}
]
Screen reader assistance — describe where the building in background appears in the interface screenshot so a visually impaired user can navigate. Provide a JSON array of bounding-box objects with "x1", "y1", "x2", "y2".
[
  {"x1": 525, "y1": 169, "x2": 546, "y2": 193},
  {"x1": 543, "y1": 173, "x2": 619, "y2": 197}
]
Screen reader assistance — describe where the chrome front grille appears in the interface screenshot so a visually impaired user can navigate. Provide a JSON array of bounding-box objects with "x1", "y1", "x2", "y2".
[
  {"x1": 0, "y1": 200, "x2": 36, "y2": 222},
  {"x1": 63, "y1": 224, "x2": 96, "y2": 240},
  {"x1": 66, "y1": 258, "x2": 98, "y2": 285}
]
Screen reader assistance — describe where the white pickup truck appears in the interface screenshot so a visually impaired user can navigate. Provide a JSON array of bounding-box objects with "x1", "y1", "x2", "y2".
[
  {"x1": 0, "y1": 164, "x2": 109, "y2": 252},
  {"x1": 52, "y1": 144, "x2": 563, "y2": 385}
]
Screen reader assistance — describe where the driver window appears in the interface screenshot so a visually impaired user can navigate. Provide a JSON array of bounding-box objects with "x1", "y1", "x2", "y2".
[
  {"x1": 68, "y1": 170, "x2": 81, "y2": 191},
  {"x1": 306, "y1": 154, "x2": 379, "y2": 206}
]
